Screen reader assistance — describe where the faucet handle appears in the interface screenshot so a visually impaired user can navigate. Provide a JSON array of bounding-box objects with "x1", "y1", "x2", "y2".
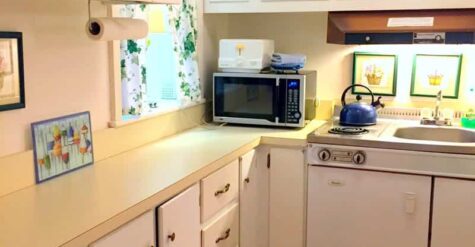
[{"x1": 372, "y1": 96, "x2": 385, "y2": 110}]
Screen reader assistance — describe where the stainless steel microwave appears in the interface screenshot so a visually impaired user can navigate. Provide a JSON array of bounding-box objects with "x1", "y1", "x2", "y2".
[{"x1": 213, "y1": 71, "x2": 317, "y2": 128}]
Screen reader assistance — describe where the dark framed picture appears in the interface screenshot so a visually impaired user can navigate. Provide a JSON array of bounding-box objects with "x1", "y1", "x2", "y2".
[
  {"x1": 411, "y1": 54, "x2": 462, "y2": 99},
  {"x1": 352, "y1": 52, "x2": 398, "y2": 96},
  {"x1": 31, "y1": 112, "x2": 94, "y2": 183},
  {"x1": 0, "y1": 32, "x2": 25, "y2": 111}
]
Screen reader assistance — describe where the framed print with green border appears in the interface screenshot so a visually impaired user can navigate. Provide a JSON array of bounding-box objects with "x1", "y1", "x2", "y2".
[
  {"x1": 352, "y1": 52, "x2": 398, "y2": 96},
  {"x1": 411, "y1": 54, "x2": 462, "y2": 99}
]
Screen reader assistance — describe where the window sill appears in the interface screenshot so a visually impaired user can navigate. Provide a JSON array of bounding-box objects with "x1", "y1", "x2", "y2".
[{"x1": 108, "y1": 99, "x2": 207, "y2": 128}]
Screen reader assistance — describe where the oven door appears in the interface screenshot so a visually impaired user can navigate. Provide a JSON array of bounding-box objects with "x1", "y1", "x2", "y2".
[{"x1": 214, "y1": 75, "x2": 286, "y2": 126}]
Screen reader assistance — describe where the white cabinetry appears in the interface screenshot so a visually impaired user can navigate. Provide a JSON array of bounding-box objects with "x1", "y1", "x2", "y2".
[
  {"x1": 269, "y1": 148, "x2": 306, "y2": 247},
  {"x1": 202, "y1": 203, "x2": 240, "y2": 247},
  {"x1": 205, "y1": 0, "x2": 475, "y2": 13},
  {"x1": 432, "y1": 178, "x2": 475, "y2": 247},
  {"x1": 158, "y1": 183, "x2": 201, "y2": 247},
  {"x1": 307, "y1": 166, "x2": 431, "y2": 247},
  {"x1": 201, "y1": 160, "x2": 239, "y2": 223},
  {"x1": 240, "y1": 147, "x2": 270, "y2": 247},
  {"x1": 201, "y1": 159, "x2": 240, "y2": 247},
  {"x1": 90, "y1": 210, "x2": 155, "y2": 247}
]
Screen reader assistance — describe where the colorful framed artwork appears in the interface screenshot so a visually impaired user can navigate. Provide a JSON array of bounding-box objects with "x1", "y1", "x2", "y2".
[
  {"x1": 352, "y1": 52, "x2": 398, "y2": 96},
  {"x1": 31, "y1": 112, "x2": 94, "y2": 183},
  {"x1": 0, "y1": 32, "x2": 25, "y2": 111},
  {"x1": 411, "y1": 54, "x2": 462, "y2": 99}
]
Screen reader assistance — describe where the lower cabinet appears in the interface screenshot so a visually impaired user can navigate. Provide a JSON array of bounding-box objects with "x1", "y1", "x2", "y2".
[
  {"x1": 269, "y1": 148, "x2": 306, "y2": 247},
  {"x1": 90, "y1": 210, "x2": 155, "y2": 247},
  {"x1": 240, "y1": 147, "x2": 270, "y2": 247},
  {"x1": 432, "y1": 178, "x2": 475, "y2": 247},
  {"x1": 202, "y1": 203, "x2": 240, "y2": 247},
  {"x1": 307, "y1": 166, "x2": 432, "y2": 247},
  {"x1": 240, "y1": 147, "x2": 306, "y2": 247},
  {"x1": 158, "y1": 183, "x2": 201, "y2": 247}
]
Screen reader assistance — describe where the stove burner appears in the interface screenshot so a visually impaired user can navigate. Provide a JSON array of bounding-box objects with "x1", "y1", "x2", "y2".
[{"x1": 328, "y1": 127, "x2": 369, "y2": 135}]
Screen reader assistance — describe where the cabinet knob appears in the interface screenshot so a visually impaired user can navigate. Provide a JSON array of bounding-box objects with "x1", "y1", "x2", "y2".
[
  {"x1": 168, "y1": 232, "x2": 176, "y2": 242},
  {"x1": 215, "y1": 183, "x2": 231, "y2": 196},
  {"x1": 244, "y1": 178, "x2": 250, "y2": 184},
  {"x1": 215, "y1": 228, "x2": 231, "y2": 243}
]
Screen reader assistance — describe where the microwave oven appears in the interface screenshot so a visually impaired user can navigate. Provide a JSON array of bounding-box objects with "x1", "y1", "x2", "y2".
[{"x1": 213, "y1": 71, "x2": 317, "y2": 128}]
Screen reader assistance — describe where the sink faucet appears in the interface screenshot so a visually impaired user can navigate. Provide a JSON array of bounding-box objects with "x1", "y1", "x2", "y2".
[
  {"x1": 434, "y1": 90, "x2": 442, "y2": 120},
  {"x1": 421, "y1": 89, "x2": 452, "y2": 126}
]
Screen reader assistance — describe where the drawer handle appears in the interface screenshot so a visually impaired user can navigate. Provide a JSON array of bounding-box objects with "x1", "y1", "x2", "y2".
[
  {"x1": 404, "y1": 192, "x2": 417, "y2": 214},
  {"x1": 244, "y1": 178, "x2": 250, "y2": 184},
  {"x1": 168, "y1": 232, "x2": 176, "y2": 242},
  {"x1": 215, "y1": 183, "x2": 231, "y2": 196},
  {"x1": 215, "y1": 228, "x2": 231, "y2": 243}
]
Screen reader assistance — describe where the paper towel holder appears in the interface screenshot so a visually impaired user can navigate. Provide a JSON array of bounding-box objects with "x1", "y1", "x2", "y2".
[{"x1": 87, "y1": 0, "x2": 99, "y2": 35}]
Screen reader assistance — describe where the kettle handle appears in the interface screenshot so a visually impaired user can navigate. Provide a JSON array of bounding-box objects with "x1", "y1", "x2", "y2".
[{"x1": 341, "y1": 84, "x2": 375, "y2": 107}]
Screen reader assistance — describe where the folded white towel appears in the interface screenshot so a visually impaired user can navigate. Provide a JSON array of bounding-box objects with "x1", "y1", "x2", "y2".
[{"x1": 272, "y1": 53, "x2": 307, "y2": 65}]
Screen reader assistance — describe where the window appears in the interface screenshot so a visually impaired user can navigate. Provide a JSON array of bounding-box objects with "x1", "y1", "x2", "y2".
[{"x1": 119, "y1": 1, "x2": 202, "y2": 122}]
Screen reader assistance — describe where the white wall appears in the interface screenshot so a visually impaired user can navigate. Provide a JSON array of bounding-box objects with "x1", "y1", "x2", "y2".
[
  {"x1": 0, "y1": 0, "x2": 221, "y2": 157},
  {"x1": 0, "y1": 0, "x2": 111, "y2": 156}
]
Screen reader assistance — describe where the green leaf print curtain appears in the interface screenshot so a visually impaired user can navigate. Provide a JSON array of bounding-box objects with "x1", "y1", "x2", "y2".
[
  {"x1": 120, "y1": 0, "x2": 202, "y2": 117},
  {"x1": 120, "y1": 5, "x2": 149, "y2": 116}
]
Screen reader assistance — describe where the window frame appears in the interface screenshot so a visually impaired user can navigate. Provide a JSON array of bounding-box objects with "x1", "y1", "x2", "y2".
[{"x1": 107, "y1": 5, "x2": 204, "y2": 128}]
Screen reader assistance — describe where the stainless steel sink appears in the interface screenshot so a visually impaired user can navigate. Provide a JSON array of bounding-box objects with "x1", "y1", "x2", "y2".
[{"x1": 393, "y1": 127, "x2": 475, "y2": 143}]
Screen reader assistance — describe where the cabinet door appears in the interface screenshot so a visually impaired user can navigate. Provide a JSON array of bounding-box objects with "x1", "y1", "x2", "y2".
[
  {"x1": 432, "y1": 178, "x2": 475, "y2": 247},
  {"x1": 240, "y1": 147, "x2": 270, "y2": 247},
  {"x1": 158, "y1": 183, "x2": 201, "y2": 247},
  {"x1": 307, "y1": 166, "x2": 431, "y2": 247},
  {"x1": 269, "y1": 148, "x2": 305, "y2": 247},
  {"x1": 90, "y1": 210, "x2": 155, "y2": 247}
]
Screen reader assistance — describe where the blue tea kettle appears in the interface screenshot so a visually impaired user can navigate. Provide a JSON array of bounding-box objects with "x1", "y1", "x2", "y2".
[{"x1": 340, "y1": 84, "x2": 385, "y2": 126}]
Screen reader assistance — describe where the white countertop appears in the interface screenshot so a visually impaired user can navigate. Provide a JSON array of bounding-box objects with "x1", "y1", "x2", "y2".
[{"x1": 0, "y1": 121, "x2": 325, "y2": 247}]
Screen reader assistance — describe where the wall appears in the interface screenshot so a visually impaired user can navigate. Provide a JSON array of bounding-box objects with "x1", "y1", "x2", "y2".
[
  {"x1": 0, "y1": 0, "x2": 110, "y2": 157},
  {"x1": 0, "y1": 0, "x2": 223, "y2": 196},
  {"x1": 223, "y1": 12, "x2": 475, "y2": 110}
]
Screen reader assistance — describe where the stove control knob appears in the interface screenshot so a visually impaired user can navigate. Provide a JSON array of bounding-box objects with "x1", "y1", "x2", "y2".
[
  {"x1": 353, "y1": 151, "x2": 366, "y2": 165},
  {"x1": 318, "y1": 149, "x2": 331, "y2": 161}
]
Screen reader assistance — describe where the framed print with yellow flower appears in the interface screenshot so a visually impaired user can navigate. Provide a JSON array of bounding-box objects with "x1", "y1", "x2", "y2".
[
  {"x1": 411, "y1": 54, "x2": 462, "y2": 99},
  {"x1": 352, "y1": 52, "x2": 398, "y2": 96}
]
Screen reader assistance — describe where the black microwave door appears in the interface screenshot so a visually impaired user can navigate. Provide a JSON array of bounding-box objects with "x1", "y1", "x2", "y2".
[{"x1": 215, "y1": 76, "x2": 278, "y2": 122}]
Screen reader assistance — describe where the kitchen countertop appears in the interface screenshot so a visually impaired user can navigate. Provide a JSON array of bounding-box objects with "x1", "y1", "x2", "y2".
[
  {"x1": 308, "y1": 119, "x2": 475, "y2": 155},
  {"x1": 0, "y1": 120, "x2": 325, "y2": 247}
]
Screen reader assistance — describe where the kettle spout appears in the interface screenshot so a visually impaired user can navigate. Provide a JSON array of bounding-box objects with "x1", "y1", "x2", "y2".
[{"x1": 372, "y1": 96, "x2": 385, "y2": 110}]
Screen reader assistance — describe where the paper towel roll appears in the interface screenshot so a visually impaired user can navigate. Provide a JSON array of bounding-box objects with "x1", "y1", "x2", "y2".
[{"x1": 87, "y1": 17, "x2": 149, "y2": 41}]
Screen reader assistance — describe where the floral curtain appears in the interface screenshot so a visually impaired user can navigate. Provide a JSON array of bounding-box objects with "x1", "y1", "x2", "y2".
[
  {"x1": 167, "y1": 0, "x2": 201, "y2": 105},
  {"x1": 120, "y1": 1, "x2": 202, "y2": 117},
  {"x1": 120, "y1": 5, "x2": 149, "y2": 116}
]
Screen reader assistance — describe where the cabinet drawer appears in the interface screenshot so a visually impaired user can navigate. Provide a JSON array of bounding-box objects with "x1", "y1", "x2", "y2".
[
  {"x1": 90, "y1": 210, "x2": 154, "y2": 247},
  {"x1": 202, "y1": 203, "x2": 239, "y2": 247},
  {"x1": 158, "y1": 183, "x2": 201, "y2": 247},
  {"x1": 201, "y1": 160, "x2": 239, "y2": 222}
]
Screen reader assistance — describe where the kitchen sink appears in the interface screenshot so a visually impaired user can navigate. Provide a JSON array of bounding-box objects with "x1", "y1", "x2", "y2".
[{"x1": 393, "y1": 127, "x2": 475, "y2": 143}]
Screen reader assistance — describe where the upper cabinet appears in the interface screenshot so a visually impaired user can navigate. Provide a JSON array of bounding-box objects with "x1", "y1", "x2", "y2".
[{"x1": 205, "y1": 0, "x2": 475, "y2": 14}]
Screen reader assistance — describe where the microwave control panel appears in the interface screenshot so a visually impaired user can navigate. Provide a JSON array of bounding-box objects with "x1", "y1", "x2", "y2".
[{"x1": 285, "y1": 79, "x2": 302, "y2": 124}]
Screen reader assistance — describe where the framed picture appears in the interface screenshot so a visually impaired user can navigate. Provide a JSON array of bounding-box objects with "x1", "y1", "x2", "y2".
[
  {"x1": 352, "y1": 52, "x2": 398, "y2": 96},
  {"x1": 0, "y1": 32, "x2": 25, "y2": 111},
  {"x1": 31, "y1": 112, "x2": 94, "y2": 183},
  {"x1": 411, "y1": 54, "x2": 462, "y2": 99}
]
